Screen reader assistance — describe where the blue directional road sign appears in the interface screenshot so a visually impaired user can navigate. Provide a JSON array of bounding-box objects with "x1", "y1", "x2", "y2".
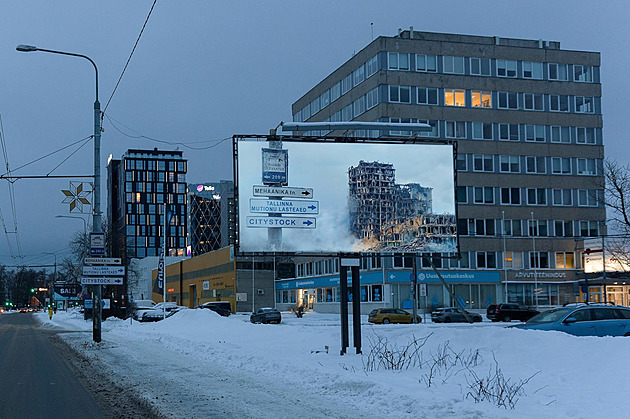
[
  {"x1": 82, "y1": 265, "x2": 126, "y2": 276},
  {"x1": 246, "y1": 216, "x2": 316, "y2": 229},
  {"x1": 80, "y1": 276, "x2": 124, "y2": 285},
  {"x1": 249, "y1": 198, "x2": 319, "y2": 215}
]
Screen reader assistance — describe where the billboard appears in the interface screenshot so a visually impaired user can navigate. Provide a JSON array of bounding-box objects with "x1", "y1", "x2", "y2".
[{"x1": 234, "y1": 135, "x2": 458, "y2": 255}]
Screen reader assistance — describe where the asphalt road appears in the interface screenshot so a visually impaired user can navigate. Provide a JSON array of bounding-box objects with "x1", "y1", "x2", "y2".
[{"x1": 0, "y1": 312, "x2": 107, "y2": 419}]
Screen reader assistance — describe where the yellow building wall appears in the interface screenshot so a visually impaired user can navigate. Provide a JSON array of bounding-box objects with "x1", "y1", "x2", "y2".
[{"x1": 152, "y1": 246, "x2": 236, "y2": 312}]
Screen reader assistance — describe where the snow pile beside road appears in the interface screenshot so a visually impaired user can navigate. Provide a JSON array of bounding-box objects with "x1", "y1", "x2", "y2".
[{"x1": 37, "y1": 309, "x2": 630, "y2": 418}]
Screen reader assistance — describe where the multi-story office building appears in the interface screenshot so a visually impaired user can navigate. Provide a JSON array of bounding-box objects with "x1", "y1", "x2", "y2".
[
  {"x1": 107, "y1": 148, "x2": 188, "y2": 259},
  {"x1": 187, "y1": 180, "x2": 235, "y2": 256},
  {"x1": 279, "y1": 29, "x2": 605, "y2": 312}
]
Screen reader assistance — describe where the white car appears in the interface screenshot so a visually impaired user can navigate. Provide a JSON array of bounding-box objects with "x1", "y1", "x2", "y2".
[
  {"x1": 131, "y1": 299, "x2": 156, "y2": 320},
  {"x1": 140, "y1": 302, "x2": 187, "y2": 322}
]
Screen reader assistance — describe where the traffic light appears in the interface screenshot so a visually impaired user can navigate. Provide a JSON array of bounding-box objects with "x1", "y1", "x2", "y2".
[{"x1": 30, "y1": 288, "x2": 36, "y2": 293}]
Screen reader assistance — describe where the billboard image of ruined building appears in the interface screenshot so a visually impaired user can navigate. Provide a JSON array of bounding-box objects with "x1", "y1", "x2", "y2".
[{"x1": 348, "y1": 160, "x2": 456, "y2": 252}]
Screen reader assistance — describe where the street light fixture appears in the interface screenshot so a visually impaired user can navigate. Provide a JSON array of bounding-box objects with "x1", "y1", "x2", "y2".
[
  {"x1": 18, "y1": 44, "x2": 103, "y2": 342},
  {"x1": 55, "y1": 215, "x2": 88, "y2": 236},
  {"x1": 42, "y1": 252, "x2": 57, "y2": 310}
]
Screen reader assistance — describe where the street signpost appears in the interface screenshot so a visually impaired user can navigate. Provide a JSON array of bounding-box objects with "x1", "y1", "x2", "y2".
[
  {"x1": 252, "y1": 185, "x2": 313, "y2": 199},
  {"x1": 82, "y1": 265, "x2": 125, "y2": 276},
  {"x1": 249, "y1": 198, "x2": 319, "y2": 214},
  {"x1": 246, "y1": 216, "x2": 316, "y2": 229},
  {"x1": 80, "y1": 277, "x2": 124, "y2": 285},
  {"x1": 89, "y1": 232, "x2": 105, "y2": 256}
]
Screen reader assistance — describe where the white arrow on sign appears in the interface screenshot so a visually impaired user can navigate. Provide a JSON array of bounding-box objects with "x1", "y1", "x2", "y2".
[
  {"x1": 82, "y1": 265, "x2": 126, "y2": 276},
  {"x1": 252, "y1": 185, "x2": 313, "y2": 199},
  {"x1": 246, "y1": 216, "x2": 316, "y2": 229},
  {"x1": 84, "y1": 257, "x2": 122, "y2": 265},
  {"x1": 80, "y1": 277, "x2": 124, "y2": 285},
  {"x1": 249, "y1": 198, "x2": 319, "y2": 215}
]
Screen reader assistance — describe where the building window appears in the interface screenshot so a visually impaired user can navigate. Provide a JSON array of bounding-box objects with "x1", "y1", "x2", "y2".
[
  {"x1": 554, "y1": 220, "x2": 574, "y2": 237},
  {"x1": 470, "y1": 57, "x2": 491, "y2": 76},
  {"x1": 388, "y1": 52, "x2": 410, "y2": 71},
  {"x1": 524, "y1": 125, "x2": 545, "y2": 142},
  {"x1": 551, "y1": 157, "x2": 571, "y2": 175},
  {"x1": 529, "y1": 219, "x2": 548, "y2": 237},
  {"x1": 365, "y1": 56, "x2": 379, "y2": 77},
  {"x1": 522, "y1": 61, "x2": 543, "y2": 79},
  {"x1": 444, "y1": 89, "x2": 466, "y2": 106},
  {"x1": 552, "y1": 189, "x2": 572, "y2": 206},
  {"x1": 501, "y1": 187, "x2": 521, "y2": 205},
  {"x1": 456, "y1": 154, "x2": 467, "y2": 171},
  {"x1": 575, "y1": 96, "x2": 594, "y2": 113},
  {"x1": 366, "y1": 88, "x2": 379, "y2": 109},
  {"x1": 574, "y1": 65, "x2": 593, "y2": 82},
  {"x1": 530, "y1": 252, "x2": 550, "y2": 269},
  {"x1": 418, "y1": 120, "x2": 439, "y2": 137},
  {"x1": 577, "y1": 158, "x2": 597, "y2": 175},
  {"x1": 576, "y1": 127, "x2": 596, "y2": 144},
  {"x1": 471, "y1": 90, "x2": 492, "y2": 108},
  {"x1": 341, "y1": 74, "x2": 353, "y2": 95},
  {"x1": 498, "y1": 123, "x2": 519, "y2": 141},
  {"x1": 445, "y1": 121, "x2": 466, "y2": 138},
  {"x1": 555, "y1": 252, "x2": 575, "y2": 269},
  {"x1": 500, "y1": 156, "x2": 520, "y2": 173},
  {"x1": 549, "y1": 95, "x2": 570, "y2": 112},
  {"x1": 474, "y1": 219, "x2": 495, "y2": 236},
  {"x1": 578, "y1": 189, "x2": 598, "y2": 207},
  {"x1": 472, "y1": 122, "x2": 493, "y2": 140},
  {"x1": 550, "y1": 126, "x2": 571, "y2": 143},
  {"x1": 353, "y1": 66, "x2": 365, "y2": 86},
  {"x1": 523, "y1": 93, "x2": 544, "y2": 111},
  {"x1": 497, "y1": 91, "x2": 518, "y2": 109},
  {"x1": 389, "y1": 85, "x2": 411, "y2": 103},
  {"x1": 456, "y1": 186, "x2": 467, "y2": 203},
  {"x1": 443, "y1": 56, "x2": 465, "y2": 74},
  {"x1": 473, "y1": 187, "x2": 494, "y2": 204},
  {"x1": 548, "y1": 63, "x2": 568, "y2": 81},
  {"x1": 473, "y1": 154, "x2": 493, "y2": 172},
  {"x1": 503, "y1": 220, "x2": 522, "y2": 237},
  {"x1": 579, "y1": 221, "x2": 599, "y2": 237},
  {"x1": 496, "y1": 59, "x2": 517, "y2": 77},
  {"x1": 503, "y1": 251, "x2": 523, "y2": 269},
  {"x1": 476, "y1": 252, "x2": 497, "y2": 268},
  {"x1": 527, "y1": 188, "x2": 547, "y2": 205},
  {"x1": 417, "y1": 87, "x2": 438, "y2": 105},
  {"x1": 416, "y1": 54, "x2": 438, "y2": 72}
]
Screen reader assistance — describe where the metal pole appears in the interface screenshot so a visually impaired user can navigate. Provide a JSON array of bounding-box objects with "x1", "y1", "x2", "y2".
[
  {"x1": 339, "y1": 264, "x2": 349, "y2": 355},
  {"x1": 531, "y1": 211, "x2": 537, "y2": 309},
  {"x1": 163, "y1": 202, "x2": 167, "y2": 319},
  {"x1": 16, "y1": 45, "x2": 102, "y2": 341},
  {"x1": 502, "y1": 210, "x2": 508, "y2": 303},
  {"x1": 351, "y1": 265, "x2": 361, "y2": 354},
  {"x1": 602, "y1": 234, "x2": 607, "y2": 303},
  {"x1": 412, "y1": 254, "x2": 418, "y2": 323}
]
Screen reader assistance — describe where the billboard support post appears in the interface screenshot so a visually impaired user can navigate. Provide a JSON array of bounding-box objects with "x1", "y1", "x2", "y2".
[
  {"x1": 266, "y1": 130, "x2": 284, "y2": 251},
  {"x1": 339, "y1": 264, "x2": 349, "y2": 355},
  {"x1": 351, "y1": 265, "x2": 362, "y2": 354},
  {"x1": 412, "y1": 254, "x2": 418, "y2": 324}
]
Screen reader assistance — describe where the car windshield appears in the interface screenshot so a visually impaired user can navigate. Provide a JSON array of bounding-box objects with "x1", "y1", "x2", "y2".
[{"x1": 526, "y1": 308, "x2": 572, "y2": 324}]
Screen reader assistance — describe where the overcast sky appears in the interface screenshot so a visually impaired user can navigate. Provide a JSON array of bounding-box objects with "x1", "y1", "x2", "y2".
[{"x1": 1, "y1": 0, "x2": 628, "y2": 267}]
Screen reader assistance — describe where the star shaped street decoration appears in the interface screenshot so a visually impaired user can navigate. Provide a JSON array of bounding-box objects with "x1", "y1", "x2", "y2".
[{"x1": 61, "y1": 182, "x2": 92, "y2": 213}]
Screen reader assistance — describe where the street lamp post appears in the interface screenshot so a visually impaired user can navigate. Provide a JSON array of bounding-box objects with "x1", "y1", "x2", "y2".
[
  {"x1": 55, "y1": 215, "x2": 88, "y2": 237},
  {"x1": 18, "y1": 44, "x2": 103, "y2": 342}
]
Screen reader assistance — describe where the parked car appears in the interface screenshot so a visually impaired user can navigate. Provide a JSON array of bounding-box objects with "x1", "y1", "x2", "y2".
[
  {"x1": 368, "y1": 308, "x2": 421, "y2": 324},
  {"x1": 141, "y1": 302, "x2": 186, "y2": 322},
  {"x1": 487, "y1": 303, "x2": 539, "y2": 322},
  {"x1": 513, "y1": 304, "x2": 630, "y2": 337},
  {"x1": 131, "y1": 299, "x2": 156, "y2": 320},
  {"x1": 197, "y1": 301, "x2": 231, "y2": 317},
  {"x1": 431, "y1": 307, "x2": 482, "y2": 323},
  {"x1": 250, "y1": 308, "x2": 281, "y2": 324}
]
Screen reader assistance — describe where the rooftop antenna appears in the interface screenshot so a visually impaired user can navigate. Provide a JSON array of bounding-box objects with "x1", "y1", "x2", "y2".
[{"x1": 371, "y1": 22, "x2": 374, "y2": 41}]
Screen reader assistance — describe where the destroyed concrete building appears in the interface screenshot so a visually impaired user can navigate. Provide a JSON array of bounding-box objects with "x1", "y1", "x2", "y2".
[{"x1": 348, "y1": 160, "x2": 434, "y2": 243}]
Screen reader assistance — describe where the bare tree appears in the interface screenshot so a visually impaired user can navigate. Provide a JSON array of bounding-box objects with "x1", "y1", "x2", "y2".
[{"x1": 600, "y1": 160, "x2": 630, "y2": 270}]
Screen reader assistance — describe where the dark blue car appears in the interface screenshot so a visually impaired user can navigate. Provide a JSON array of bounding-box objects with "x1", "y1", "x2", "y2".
[{"x1": 513, "y1": 304, "x2": 630, "y2": 337}]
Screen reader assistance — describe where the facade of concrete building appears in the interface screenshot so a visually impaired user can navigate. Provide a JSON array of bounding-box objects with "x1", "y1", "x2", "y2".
[
  {"x1": 283, "y1": 30, "x2": 605, "y2": 311},
  {"x1": 187, "y1": 181, "x2": 235, "y2": 257},
  {"x1": 107, "y1": 148, "x2": 188, "y2": 259}
]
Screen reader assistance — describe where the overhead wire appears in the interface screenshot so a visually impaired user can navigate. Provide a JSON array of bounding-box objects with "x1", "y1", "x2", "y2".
[
  {"x1": 0, "y1": 115, "x2": 21, "y2": 258},
  {"x1": 104, "y1": 113, "x2": 231, "y2": 150},
  {"x1": 103, "y1": 0, "x2": 158, "y2": 114}
]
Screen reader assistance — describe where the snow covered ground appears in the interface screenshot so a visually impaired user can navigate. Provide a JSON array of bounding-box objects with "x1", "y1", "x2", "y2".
[{"x1": 33, "y1": 308, "x2": 630, "y2": 418}]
